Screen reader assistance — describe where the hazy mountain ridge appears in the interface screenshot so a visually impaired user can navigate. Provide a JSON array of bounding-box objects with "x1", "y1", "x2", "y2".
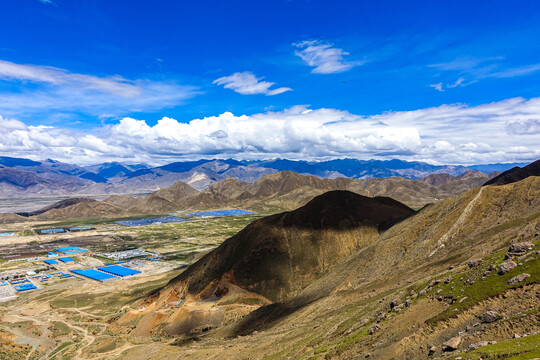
[
  {"x1": 0, "y1": 156, "x2": 523, "y2": 198},
  {"x1": 13, "y1": 168, "x2": 501, "y2": 221}
]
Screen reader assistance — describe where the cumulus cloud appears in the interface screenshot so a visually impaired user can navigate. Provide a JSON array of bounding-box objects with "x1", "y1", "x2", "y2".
[
  {"x1": 0, "y1": 60, "x2": 198, "y2": 118},
  {"x1": 293, "y1": 40, "x2": 362, "y2": 74},
  {"x1": 208, "y1": 130, "x2": 229, "y2": 139},
  {"x1": 1, "y1": 97, "x2": 540, "y2": 165},
  {"x1": 213, "y1": 72, "x2": 291, "y2": 95}
]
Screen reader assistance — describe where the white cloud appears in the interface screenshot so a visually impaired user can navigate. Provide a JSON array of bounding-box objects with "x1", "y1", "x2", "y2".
[
  {"x1": 38, "y1": 0, "x2": 56, "y2": 5},
  {"x1": 0, "y1": 60, "x2": 198, "y2": 118},
  {"x1": 429, "y1": 77, "x2": 467, "y2": 92},
  {"x1": 490, "y1": 63, "x2": 540, "y2": 78},
  {"x1": 293, "y1": 40, "x2": 362, "y2": 74},
  {"x1": 505, "y1": 119, "x2": 540, "y2": 135},
  {"x1": 213, "y1": 72, "x2": 291, "y2": 96},
  {"x1": 432, "y1": 140, "x2": 455, "y2": 152},
  {"x1": 1, "y1": 97, "x2": 540, "y2": 165},
  {"x1": 429, "y1": 57, "x2": 503, "y2": 72},
  {"x1": 0, "y1": 60, "x2": 140, "y2": 97},
  {"x1": 447, "y1": 77, "x2": 465, "y2": 88},
  {"x1": 429, "y1": 56, "x2": 540, "y2": 87},
  {"x1": 429, "y1": 83, "x2": 444, "y2": 92}
]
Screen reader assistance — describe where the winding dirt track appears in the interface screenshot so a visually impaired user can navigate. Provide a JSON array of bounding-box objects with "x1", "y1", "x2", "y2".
[
  {"x1": 429, "y1": 187, "x2": 485, "y2": 257},
  {"x1": 7, "y1": 310, "x2": 109, "y2": 360}
]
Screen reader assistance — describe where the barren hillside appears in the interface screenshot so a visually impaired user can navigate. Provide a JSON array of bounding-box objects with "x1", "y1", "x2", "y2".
[{"x1": 115, "y1": 177, "x2": 539, "y2": 359}]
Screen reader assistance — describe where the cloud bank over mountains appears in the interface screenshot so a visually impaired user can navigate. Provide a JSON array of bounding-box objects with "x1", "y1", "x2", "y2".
[{"x1": 1, "y1": 97, "x2": 539, "y2": 165}]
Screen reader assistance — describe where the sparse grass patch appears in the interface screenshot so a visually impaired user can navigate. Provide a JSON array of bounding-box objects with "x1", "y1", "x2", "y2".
[
  {"x1": 33, "y1": 214, "x2": 168, "y2": 228},
  {"x1": 134, "y1": 214, "x2": 262, "y2": 246},
  {"x1": 12, "y1": 321, "x2": 33, "y2": 329},
  {"x1": 466, "y1": 212, "x2": 540, "y2": 247},
  {"x1": 48, "y1": 341, "x2": 72, "y2": 359},
  {"x1": 50, "y1": 293, "x2": 94, "y2": 309},
  {"x1": 451, "y1": 332, "x2": 540, "y2": 359},
  {"x1": 162, "y1": 250, "x2": 198, "y2": 263},
  {"x1": 49, "y1": 322, "x2": 71, "y2": 337},
  {"x1": 87, "y1": 337, "x2": 119, "y2": 354},
  {"x1": 426, "y1": 248, "x2": 539, "y2": 325}
]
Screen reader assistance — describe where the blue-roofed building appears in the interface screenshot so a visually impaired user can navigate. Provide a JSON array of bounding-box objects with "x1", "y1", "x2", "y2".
[
  {"x1": 98, "y1": 265, "x2": 141, "y2": 277},
  {"x1": 58, "y1": 274, "x2": 74, "y2": 279},
  {"x1": 64, "y1": 249, "x2": 88, "y2": 254},
  {"x1": 71, "y1": 269, "x2": 116, "y2": 282},
  {"x1": 14, "y1": 283, "x2": 37, "y2": 292},
  {"x1": 40, "y1": 228, "x2": 65, "y2": 234},
  {"x1": 58, "y1": 257, "x2": 74, "y2": 263},
  {"x1": 56, "y1": 246, "x2": 81, "y2": 252},
  {"x1": 0, "y1": 232, "x2": 16, "y2": 237},
  {"x1": 48, "y1": 251, "x2": 58, "y2": 257},
  {"x1": 44, "y1": 259, "x2": 58, "y2": 265},
  {"x1": 107, "y1": 260, "x2": 130, "y2": 265},
  {"x1": 69, "y1": 226, "x2": 93, "y2": 231}
]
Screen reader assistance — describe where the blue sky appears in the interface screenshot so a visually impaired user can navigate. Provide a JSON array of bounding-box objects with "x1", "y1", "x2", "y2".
[{"x1": 0, "y1": 0, "x2": 539, "y2": 165}]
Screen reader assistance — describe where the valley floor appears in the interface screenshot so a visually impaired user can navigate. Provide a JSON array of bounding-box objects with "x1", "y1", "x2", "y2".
[{"x1": 1, "y1": 230, "x2": 537, "y2": 360}]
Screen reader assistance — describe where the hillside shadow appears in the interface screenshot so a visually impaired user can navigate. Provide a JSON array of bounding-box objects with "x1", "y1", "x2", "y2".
[
  {"x1": 264, "y1": 190, "x2": 416, "y2": 232},
  {"x1": 228, "y1": 294, "x2": 320, "y2": 337}
]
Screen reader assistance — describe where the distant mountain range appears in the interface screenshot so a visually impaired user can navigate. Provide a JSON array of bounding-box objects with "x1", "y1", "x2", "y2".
[
  {"x1": 12, "y1": 169, "x2": 501, "y2": 221},
  {"x1": 0, "y1": 156, "x2": 527, "y2": 198}
]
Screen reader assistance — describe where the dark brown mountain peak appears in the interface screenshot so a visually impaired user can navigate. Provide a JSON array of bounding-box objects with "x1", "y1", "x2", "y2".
[
  {"x1": 151, "y1": 190, "x2": 415, "y2": 309},
  {"x1": 278, "y1": 190, "x2": 415, "y2": 231},
  {"x1": 483, "y1": 159, "x2": 540, "y2": 186}
]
